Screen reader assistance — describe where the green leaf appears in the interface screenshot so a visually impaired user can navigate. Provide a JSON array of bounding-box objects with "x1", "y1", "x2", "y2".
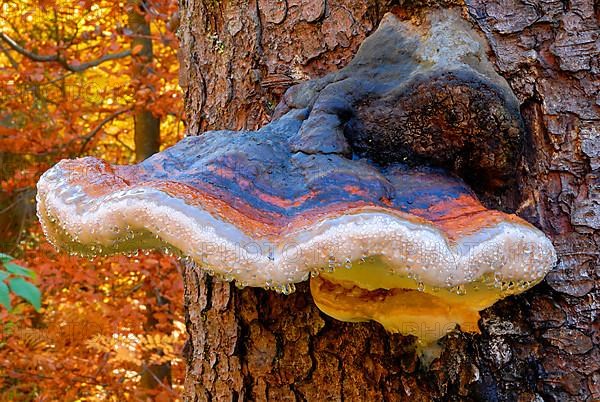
[
  {"x1": 0, "y1": 282, "x2": 9, "y2": 310},
  {"x1": 0, "y1": 253, "x2": 12, "y2": 263},
  {"x1": 0, "y1": 270, "x2": 8, "y2": 281},
  {"x1": 4, "y1": 263, "x2": 35, "y2": 278},
  {"x1": 8, "y1": 278, "x2": 41, "y2": 311}
]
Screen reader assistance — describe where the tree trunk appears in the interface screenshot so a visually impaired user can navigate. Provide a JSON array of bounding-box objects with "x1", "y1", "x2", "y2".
[
  {"x1": 128, "y1": 0, "x2": 161, "y2": 163},
  {"x1": 128, "y1": 1, "x2": 170, "y2": 393},
  {"x1": 177, "y1": 1, "x2": 599, "y2": 400}
]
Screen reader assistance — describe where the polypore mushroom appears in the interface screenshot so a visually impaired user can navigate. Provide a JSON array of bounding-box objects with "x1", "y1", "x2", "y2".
[{"x1": 36, "y1": 10, "x2": 556, "y2": 344}]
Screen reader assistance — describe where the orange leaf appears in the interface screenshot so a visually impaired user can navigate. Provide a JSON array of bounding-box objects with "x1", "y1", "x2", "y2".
[{"x1": 131, "y1": 44, "x2": 144, "y2": 55}]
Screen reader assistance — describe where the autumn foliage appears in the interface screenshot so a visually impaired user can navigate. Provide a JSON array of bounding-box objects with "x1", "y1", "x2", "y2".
[{"x1": 0, "y1": 0, "x2": 185, "y2": 399}]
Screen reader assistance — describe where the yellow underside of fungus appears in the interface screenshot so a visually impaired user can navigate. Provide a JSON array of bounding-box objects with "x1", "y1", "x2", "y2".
[{"x1": 310, "y1": 258, "x2": 538, "y2": 344}]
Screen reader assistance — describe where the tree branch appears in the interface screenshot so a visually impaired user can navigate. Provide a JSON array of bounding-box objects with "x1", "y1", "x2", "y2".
[
  {"x1": 14, "y1": 107, "x2": 132, "y2": 157},
  {"x1": 0, "y1": 40, "x2": 18, "y2": 69},
  {"x1": 140, "y1": 363, "x2": 178, "y2": 397},
  {"x1": 68, "y1": 49, "x2": 132, "y2": 72},
  {"x1": 0, "y1": 32, "x2": 58, "y2": 62},
  {"x1": 0, "y1": 32, "x2": 131, "y2": 72},
  {"x1": 78, "y1": 108, "x2": 132, "y2": 153}
]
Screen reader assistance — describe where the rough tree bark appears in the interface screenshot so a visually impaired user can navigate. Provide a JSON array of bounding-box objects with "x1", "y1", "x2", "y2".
[{"x1": 177, "y1": 0, "x2": 599, "y2": 400}]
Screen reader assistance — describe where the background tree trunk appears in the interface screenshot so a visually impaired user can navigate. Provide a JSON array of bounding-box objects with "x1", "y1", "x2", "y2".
[
  {"x1": 128, "y1": 0, "x2": 161, "y2": 162},
  {"x1": 128, "y1": 1, "x2": 170, "y2": 392},
  {"x1": 177, "y1": 0, "x2": 599, "y2": 400}
]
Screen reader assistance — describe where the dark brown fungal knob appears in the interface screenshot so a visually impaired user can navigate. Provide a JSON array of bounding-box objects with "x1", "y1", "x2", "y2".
[
  {"x1": 276, "y1": 10, "x2": 524, "y2": 192},
  {"x1": 36, "y1": 10, "x2": 556, "y2": 343}
]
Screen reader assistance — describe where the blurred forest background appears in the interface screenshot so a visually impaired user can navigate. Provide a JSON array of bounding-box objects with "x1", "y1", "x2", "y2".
[{"x1": 0, "y1": 0, "x2": 186, "y2": 400}]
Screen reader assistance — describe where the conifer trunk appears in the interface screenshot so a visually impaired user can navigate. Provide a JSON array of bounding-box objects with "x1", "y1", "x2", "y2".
[{"x1": 178, "y1": 1, "x2": 600, "y2": 400}]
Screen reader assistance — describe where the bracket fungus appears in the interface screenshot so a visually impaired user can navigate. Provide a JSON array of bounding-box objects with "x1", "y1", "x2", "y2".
[{"x1": 37, "y1": 10, "x2": 556, "y2": 344}]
